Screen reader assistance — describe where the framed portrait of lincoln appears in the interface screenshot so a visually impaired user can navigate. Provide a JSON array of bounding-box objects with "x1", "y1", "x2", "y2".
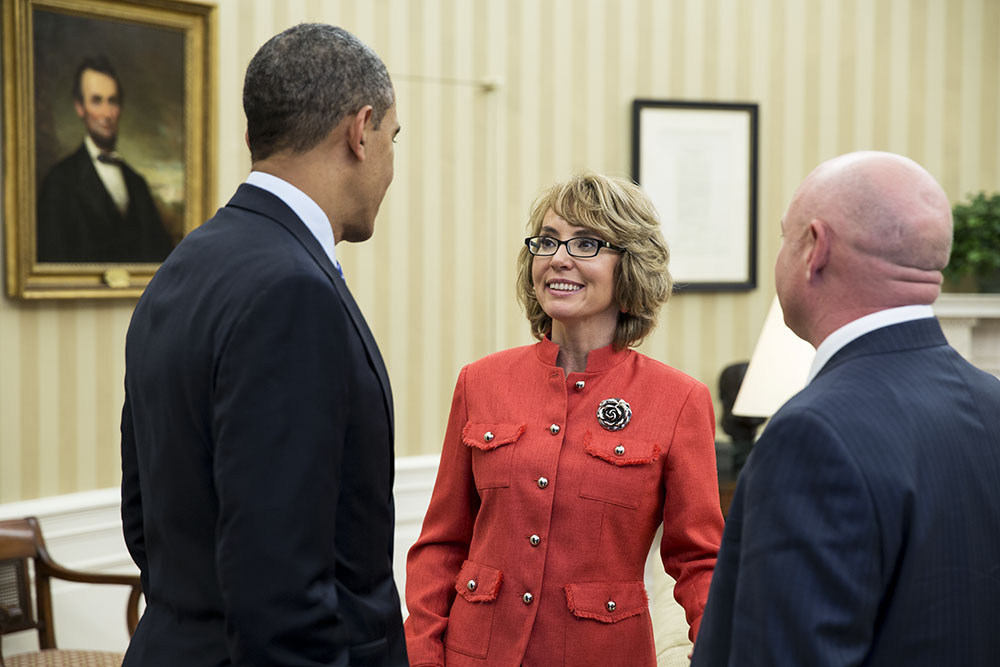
[{"x1": 3, "y1": 0, "x2": 214, "y2": 298}]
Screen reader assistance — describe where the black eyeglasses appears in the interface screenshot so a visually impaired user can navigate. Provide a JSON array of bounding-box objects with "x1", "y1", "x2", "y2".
[{"x1": 524, "y1": 236, "x2": 626, "y2": 258}]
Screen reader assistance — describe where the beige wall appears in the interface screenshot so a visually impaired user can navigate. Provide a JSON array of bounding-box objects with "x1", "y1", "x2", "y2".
[{"x1": 2, "y1": 0, "x2": 999, "y2": 503}]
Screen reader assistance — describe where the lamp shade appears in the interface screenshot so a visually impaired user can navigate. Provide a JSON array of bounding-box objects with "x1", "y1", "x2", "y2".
[{"x1": 732, "y1": 296, "x2": 816, "y2": 418}]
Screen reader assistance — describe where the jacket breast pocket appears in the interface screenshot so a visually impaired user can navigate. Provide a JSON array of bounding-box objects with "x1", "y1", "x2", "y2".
[
  {"x1": 564, "y1": 581, "x2": 656, "y2": 667},
  {"x1": 578, "y1": 431, "x2": 661, "y2": 509},
  {"x1": 444, "y1": 559, "x2": 503, "y2": 659},
  {"x1": 462, "y1": 422, "x2": 525, "y2": 490}
]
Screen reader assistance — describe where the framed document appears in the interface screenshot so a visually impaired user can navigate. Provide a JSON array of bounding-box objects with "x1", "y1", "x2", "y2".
[
  {"x1": 3, "y1": 0, "x2": 215, "y2": 298},
  {"x1": 632, "y1": 99, "x2": 758, "y2": 291}
]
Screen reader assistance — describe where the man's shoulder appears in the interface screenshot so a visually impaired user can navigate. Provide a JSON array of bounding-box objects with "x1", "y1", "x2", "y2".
[
  {"x1": 172, "y1": 202, "x2": 330, "y2": 289},
  {"x1": 177, "y1": 201, "x2": 303, "y2": 255},
  {"x1": 774, "y1": 351, "x2": 916, "y2": 430},
  {"x1": 818, "y1": 327, "x2": 990, "y2": 401},
  {"x1": 39, "y1": 144, "x2": 90, "y2": 184},
  {"x1": 760, "y1": 364, "x2": 886, "y2": 452},
  {"x1": 766, "y1": 338, "x2": 1000, "y2": 460},
  {"x1": 149, "y1": 215, "x2": 337, "y2": 314}
]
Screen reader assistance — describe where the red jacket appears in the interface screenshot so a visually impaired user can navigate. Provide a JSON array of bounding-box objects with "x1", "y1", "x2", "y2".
[{"x1": 404, "y1": 339, "x2": 724, "y2": 667}]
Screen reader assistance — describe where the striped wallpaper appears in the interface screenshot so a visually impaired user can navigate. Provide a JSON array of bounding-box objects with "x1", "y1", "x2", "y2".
[{"x1": 1, "y1": 0, "x2": 998, "y2": 502}]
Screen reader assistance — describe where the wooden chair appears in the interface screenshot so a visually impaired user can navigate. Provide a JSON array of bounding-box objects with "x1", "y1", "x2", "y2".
[{"x1": 0, "y1": 517, "x2": 141, "y2": 667}]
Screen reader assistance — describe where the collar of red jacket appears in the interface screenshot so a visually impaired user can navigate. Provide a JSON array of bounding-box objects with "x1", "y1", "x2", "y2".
[{"x1": 535, "y1": 335, "x2": 632, "y2": 374}]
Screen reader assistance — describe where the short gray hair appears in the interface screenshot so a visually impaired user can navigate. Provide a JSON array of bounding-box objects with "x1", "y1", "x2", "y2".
[{"x1": 243, "y1": 23, "x2": 394, "y2": 161}]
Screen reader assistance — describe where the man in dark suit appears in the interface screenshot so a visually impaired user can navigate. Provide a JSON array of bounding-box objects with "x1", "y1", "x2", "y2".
[
  {"x1": 120, "y1": 24, "x2": 406, "y2": 666},
  {"x1": 692, "y1": 151, "x2": 1000, "y2": 666},
  {"x1": 37, "y1": 55, "x2": 174, "y2": 263}
]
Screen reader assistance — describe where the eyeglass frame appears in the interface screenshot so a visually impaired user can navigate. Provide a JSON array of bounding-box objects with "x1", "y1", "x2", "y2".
[{"x1": 524, "y1": 235, "x2": 627, "y2": 258}]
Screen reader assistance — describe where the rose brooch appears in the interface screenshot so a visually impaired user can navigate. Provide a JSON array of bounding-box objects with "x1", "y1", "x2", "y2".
[{"x1": 597, "y1": 398, "x2": 632, "y2": 432}]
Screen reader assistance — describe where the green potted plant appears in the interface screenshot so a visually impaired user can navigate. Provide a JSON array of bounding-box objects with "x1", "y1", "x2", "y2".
[{"x1": 944, "y1": 191, "x2": 1000, "y2": 293}]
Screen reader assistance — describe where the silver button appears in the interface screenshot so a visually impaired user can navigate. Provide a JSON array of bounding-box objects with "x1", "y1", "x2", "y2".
[
  {"x1": 483, "y1": 431, "x2": 494, "y2": 443},
  {"x1": 529, "y1": 534, "x2": 541, "y2": 546},
  {"x1": 606, "y1": 600, "x2": 616, "y2": 612},
  {"x1": 522, "y1": 592, "x2": 534, "y2": 604},
  {"x1": 614, "y1": 445, "x2": 625, "y2": 456},
  {"x1": 466, "y1": 579, "x2": 477, "y2": 591},
  {"x1": 537, "y1": 477, "x2": 549, "y2": 489},
  {"x1": 575, "y1": 380, "x2": 585, "y2": 390},
  {"x1": 550, "y1": 424, "x2": 560, "y2": 435}
]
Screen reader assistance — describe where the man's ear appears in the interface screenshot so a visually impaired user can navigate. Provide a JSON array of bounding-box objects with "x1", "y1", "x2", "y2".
[
  {"x1": 805, "y1": 218, "x2": 831, "y2": 281},
  {"x1": 73, "y1": 100, "x2": 85, "y2": 120},
  {"x1": 347, "y1": 105, "x2": 374, "y2": 161}
]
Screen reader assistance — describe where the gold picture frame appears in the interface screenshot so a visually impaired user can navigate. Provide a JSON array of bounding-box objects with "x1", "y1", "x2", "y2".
[{"x1": 3, "y1": 0, "x2": 215, "y2": 298}]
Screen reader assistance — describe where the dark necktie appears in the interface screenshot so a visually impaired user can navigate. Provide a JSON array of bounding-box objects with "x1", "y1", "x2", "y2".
[{"x1": 97, "y1": 153, "x2": 122, "y2": 166}]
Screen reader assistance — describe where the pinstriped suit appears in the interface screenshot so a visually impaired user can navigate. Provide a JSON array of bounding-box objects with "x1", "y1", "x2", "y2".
[{"x1": 692, "y1": 318, "x2": 1000, "y2": 666}]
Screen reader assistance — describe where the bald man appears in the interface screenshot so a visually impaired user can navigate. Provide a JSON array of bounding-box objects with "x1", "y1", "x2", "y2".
[{"x1": 692, "y1": 151, "x2": 1000, "y2": 666}]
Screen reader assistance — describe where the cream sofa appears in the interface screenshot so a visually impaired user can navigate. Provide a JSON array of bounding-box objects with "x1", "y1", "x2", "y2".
[
  {"x1": 650, "y1": 570, "x2": 694, "y2": 667},
  {"x1": 643, "y1": 524, "x2": 695, "y2": 667}
]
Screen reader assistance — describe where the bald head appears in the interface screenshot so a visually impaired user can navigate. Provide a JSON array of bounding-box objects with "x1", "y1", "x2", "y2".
[
  {"x1": 799, "y1": 151, "x2": 952, "y2": 269},
  {"x1": 776, "y1": 151, "x2": 953, "y2": 345}
]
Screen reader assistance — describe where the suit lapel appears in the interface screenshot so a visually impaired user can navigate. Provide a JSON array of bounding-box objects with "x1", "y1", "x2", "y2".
[
  {"x1": 226, "y1": 184, "x2": 395, "y2": 437},
  {"x1": 329, "y1": 272, "x2": 396, "y2": 433}
]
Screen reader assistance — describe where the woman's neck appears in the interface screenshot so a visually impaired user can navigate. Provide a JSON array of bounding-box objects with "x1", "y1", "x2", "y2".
[{"x1": 550, "y1": 321, "x2": 615, "y2": 376}]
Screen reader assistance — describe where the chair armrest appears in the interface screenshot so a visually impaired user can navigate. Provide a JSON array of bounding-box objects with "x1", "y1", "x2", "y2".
[
  {"x1": 35, "y1": 560, "x2": 143, "y2": 636},
  {"x1": 37, "y1": 559, "x2": 139, "y2": 588}
]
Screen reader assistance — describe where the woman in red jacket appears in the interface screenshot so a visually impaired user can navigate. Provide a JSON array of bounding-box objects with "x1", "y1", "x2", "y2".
[{"x1": 404, "y1": 172, "x2": 724, "y2": 667}]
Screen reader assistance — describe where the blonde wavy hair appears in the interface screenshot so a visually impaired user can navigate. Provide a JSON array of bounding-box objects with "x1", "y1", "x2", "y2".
[{"x1": 515, "y1": 171, "x2": 672, "y2": 349}]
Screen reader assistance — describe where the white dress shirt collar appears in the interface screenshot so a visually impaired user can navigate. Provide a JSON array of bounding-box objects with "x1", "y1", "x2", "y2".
[
  {"x1": 245, "y1": 171, "x2": 341, "y2": 274},
  {"x1": 806, "y1": 304, "x2": 935, "y2": 383}
]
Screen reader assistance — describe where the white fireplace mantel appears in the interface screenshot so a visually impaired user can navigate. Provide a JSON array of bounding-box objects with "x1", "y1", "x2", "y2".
[{"x1": 934, "y1": 293, "x2": 1000, "y2": 376}]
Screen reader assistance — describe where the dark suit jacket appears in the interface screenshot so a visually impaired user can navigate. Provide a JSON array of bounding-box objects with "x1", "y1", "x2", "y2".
[
  {"x1": 692, "y1": 318, "x2": 1000, "y2": 666},
  {"x1": 121, "y1": 183, "x2": 407, "y2": 666},
  {"x1": 37, "y1": 143, "x2": 174, "y2": 263}
]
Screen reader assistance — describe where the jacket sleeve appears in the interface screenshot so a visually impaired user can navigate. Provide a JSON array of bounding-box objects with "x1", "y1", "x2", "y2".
[
  {"x1": 212, "y1": 273, "x2": 353, "y2": 666},
  {"x1": 403, "y1": 367, "x2": 479, "y2": 667},
  {"x1": 120, "y1": 389, "x2": 149, "y2": 596},
  {"x1": 659, "y1": 381, "x2": 724, "y2": 643}
]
